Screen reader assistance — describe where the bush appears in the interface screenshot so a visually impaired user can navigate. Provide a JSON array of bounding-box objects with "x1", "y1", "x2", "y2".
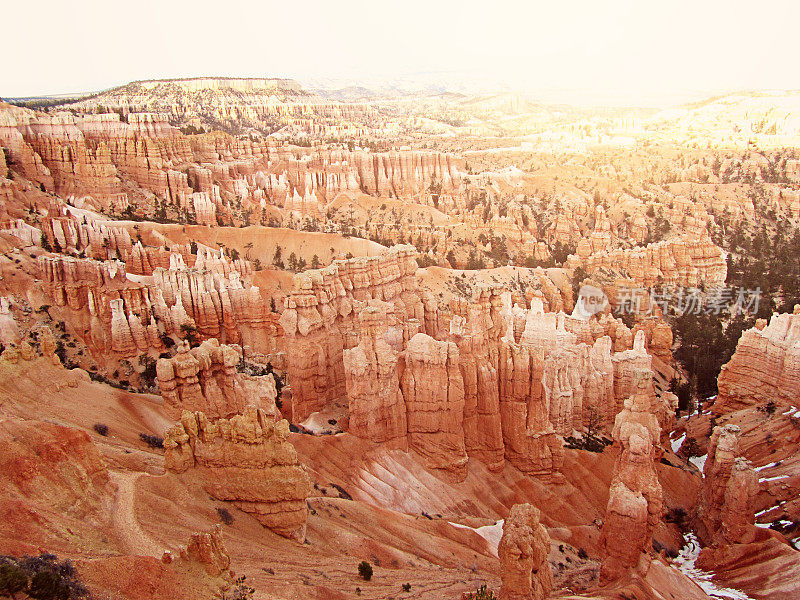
[
  {"x1": 463, "y1": 584, "x2": 498, "y2": 600},
  {"x1": 402, "y1": 583, "x2": 411, "y2": 592},
  {"x1": 665, "y1": 507, "x2": 688, "y2": 530},
  {"x1": 217, "y1": 507, "x2": 234, "y2": 525},
  {"x1": 28, "y1": 569, "x2": 71, "y2": 600},
  {"x1": 222, "y1": 575, "x2": 254, "y2": 600},
  {"x1": 0, "y1": 554, "x2": 89, "y2": 600},
  {"x1": 93, "y1": 423, "x2": 109, "y2": 436},
  {"x1": 357, "y1": 561, "x2": 373, "y2": 581},
  {"x1": 139, "y1": 433, "x2": 164, "y2": 449},
  {"x1": 0, "y1": 562, "x2": 28, "y2": 597}
]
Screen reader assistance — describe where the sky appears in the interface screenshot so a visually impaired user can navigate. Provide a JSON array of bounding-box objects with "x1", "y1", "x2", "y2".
[{"x1": 5, "y1": 0, "x2": 800, "y2": 106}]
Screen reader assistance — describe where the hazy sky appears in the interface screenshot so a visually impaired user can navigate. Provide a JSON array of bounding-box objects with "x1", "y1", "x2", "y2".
[{"x1": 5, "y1": 0, "x2": 800, "y2": 105}]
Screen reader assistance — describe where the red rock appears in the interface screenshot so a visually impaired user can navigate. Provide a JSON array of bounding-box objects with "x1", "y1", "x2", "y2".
[
  {"x1": 695, "y1": 424, "x2": 758, "y2": 545},
  {"x1": 401, "y1": 333, "x2": 469, "y2": 478},
  {"x1": 600, "y1": 372, "x2": 663, "y2": 583},
  {"x1": 180, "y1": 525, "x2": 231, "y2": 577},
  {"x1": 715, "y1": 306, "x2": 800, "y2": 413},
  {"x1": 343, "y1": 302, "x2": 407, "y2": 448},
  {"x1": 498, "y1": 503, "x2": 553, "y2": 600},
  {"x1": 164, "y1": 407, "x2": 312, "y2": 540},
  {"x1": 157, "y1": 339, "x2": 276, "y2": 419}
]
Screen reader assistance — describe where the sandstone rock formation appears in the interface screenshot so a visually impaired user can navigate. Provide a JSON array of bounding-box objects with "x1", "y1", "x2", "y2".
[
  {"x1": 176, "y1": 525, "x2": 231, "y2": 577},
  {"x1": 37, "y1": 242, "x2": 280, "y2": 361},
  {"x1": 157, "y1": 339, "x2": 277, "y2": 419},
  {"x1": 343, "y1": 302, "x2": 407, "y2": 448},
  {"x1": 401, "y1": 333, "x2": 469, "y2": 477},
  {"x1": 600, "y1": 372, "x2": 663, "y2": 583},
  {"x1": 280, "y1": 245, "x2": 423, "y2": 422},
  {"x1": 498, "y1": 503, "x2": 553, "y2": 600},
  {"x1": 164, "y1": 407, "x2": 312, "y2": 540},
  {"x1": 715, "y1": 306, "x2": 800, "y2": 413},
  {"x1": 567, "y1": 231, "x2": 727, "y2": 288},
  {"x1": 448, "y1": 288, "x2": 505, "y2": 470},
  {"x1": 694, "y1": 424, "x2": 758, "y2": 545}
]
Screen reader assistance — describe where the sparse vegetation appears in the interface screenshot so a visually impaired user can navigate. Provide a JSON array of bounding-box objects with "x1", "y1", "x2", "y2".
[
  {"x1": 462, "y1": 584, "x2": 498, "y2": 600},
  {"x1": 217, "y1": 507, "x2": 234, "y2": 525},
  {"x1": 222, "y1": 575, "x2": 255, "y2": 600},
  {"x1": 357, "y1": 561, "x2": 373, "y2": 581},
  {"x1": 0, "y1": 554, "x2": 90, "y2": 600},
  {"x1": 92, "y1": 423, "x2": 108, "y2": 436},
  {"x1": 139, "y1": 433, "x2": 164, "y2": 449}
]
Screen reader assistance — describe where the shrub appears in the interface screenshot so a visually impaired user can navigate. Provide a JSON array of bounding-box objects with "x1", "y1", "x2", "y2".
[
  {"x1": 222, "y1": 575, "x2": 254, "y2": 600},
  {"x1": 0, "y1": 562, "x2": 29, "y2": 597},
  {"x1": 463, "y1": 584, "x2": 498, "y2": 600},
  {"x1": 577, "y1": 547, "x2": 588, "y2": 560},
  {"x1": 402, "y1": 583, "x2": 411, "y2": 592},
  {"x1": 28, "y1": 569, "x2": 71, "y2": 600},
  {"x1": 665, "y1": 506, "x2": 688, "y2": 528},
  {"x1": 93, "y1": 423, "x2": 109, "y2": 436},
  {"x1": 357, "y1": 561, "x2": 373, "y2": 581},
  {"x1": 682, "y1": 436, "x2": 702, "y2": 458},
  {"x1": 139, "y1": 433, "x2": 164, "y2": 449},
  {"x1": 217, "y1": 507, "x2": 234, "y2": 525},
  {"x1": 1, "y1": 554, "x2": 89, "y2": 599}
]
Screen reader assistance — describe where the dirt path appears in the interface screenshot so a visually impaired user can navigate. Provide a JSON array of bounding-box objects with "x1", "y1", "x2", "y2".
[{"x1": 109, "y1": 471, "x2": 162, "y2": 558}]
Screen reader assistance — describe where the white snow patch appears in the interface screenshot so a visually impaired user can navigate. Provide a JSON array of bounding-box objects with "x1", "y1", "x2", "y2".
[
  {"x1": 760, "y1": 475, "x2": 790, "y2": 482},
  {"x1": 781, "y1": 406, "x2": 797, "y2": 416},
  {"x1": 690, "y1": 454, "x2": 708, "y2": 473},
  {"x1": 754, "y1": 461, "x2": 780, "y2": 472},
  {"x1": 671, "y1": 433, "x2": 686, "y2": 454},
  {"x1": 674, "y1": 533, "x2": 755, "y2": 599},
  {"x1": 448, "y1": 520, "x2": 504, "y2": 556}
]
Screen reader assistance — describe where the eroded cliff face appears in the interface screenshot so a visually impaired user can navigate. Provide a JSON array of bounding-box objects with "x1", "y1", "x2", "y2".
[
  {"x1": 280, "y1": 245, "x2": 423, "y2": 422},
  {"x1": 498, "y1": 503, "x2": 553, "y2": 600},
  {"x1": 401, "y1": 332, "x2": 469, "y2": 476},
  {"x1": 37, "y1": 241, "x2": 281, "y2": 364},
  {"x1": 343, "y1": 302, "x2": 408, "y2": 448},
  {"x1": 694, "y1": 424, "x2": 758, "y2": 545},
  {"x1": 0, "y1": 104, "x2": 462, "y2": 228},
  {"x1": 281, "y1": 248, "x2": 677, "y2": 481},
  {"x1": 600, "y1": 369, "x2": 663, "y2": 584},
  {"x1": 568, "y1": 231, "x2": 727, "y2": 287},
  {"x1": 715, "y1": 306, "x2": 800, "y2": 413},
  {"x1": 164, "y1": 407, "x2": 312, "y2": 541},
  {"x1": 157, "y1": 339, "x2": 278, "y2": 419}
]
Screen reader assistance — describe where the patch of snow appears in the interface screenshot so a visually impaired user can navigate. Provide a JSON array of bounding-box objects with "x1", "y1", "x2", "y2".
[
  {"x1": 760, "y1": 475, "x2": 790, "y2": 482},
  {"x1": 671, "y1": 433, "x2": 686, "y2": 454},
  {"x1": 781, "y1": 406, "x2": 797, "y2": 416},
  {"x1": 448, "y1": 520, "x2": 504, "y2": 556},
  {"x1": 690, "y1": 454, "x2": 708, "y2": 473},
  {"x1": 754, "y1": 461, "x2": 780, "y2": 472},
  {"x1": 674, "y1": 533, "x2": 755, "y2": 599}
]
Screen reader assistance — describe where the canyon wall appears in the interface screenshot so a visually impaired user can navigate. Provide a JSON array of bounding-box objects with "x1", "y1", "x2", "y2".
[
  {"x1": 600, "y1": 369, "x2": 663, "y2": 583},
  {"x1": 715, "y1": 306, "x2": 800, "y2": 413}
]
